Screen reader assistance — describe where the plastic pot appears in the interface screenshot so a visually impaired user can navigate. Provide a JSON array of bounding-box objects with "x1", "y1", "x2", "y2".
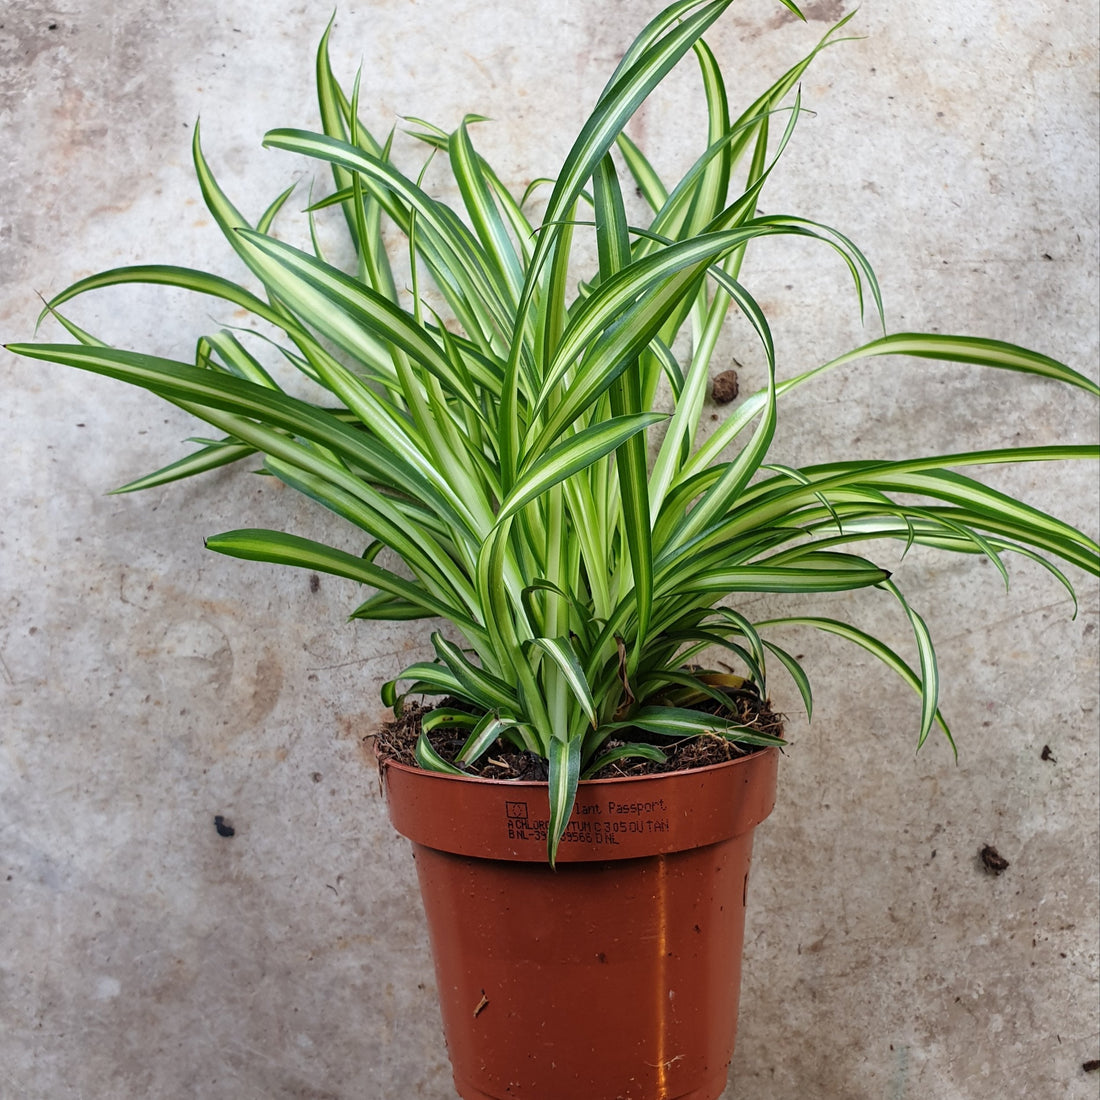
[{"x1": 382, "y1": 746, "x2": 779, "y2": 1100}]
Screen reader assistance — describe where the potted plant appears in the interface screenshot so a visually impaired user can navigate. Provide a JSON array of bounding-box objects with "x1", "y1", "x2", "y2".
[{"x1": 8, "y1": 2, "x2": 1097, "y2": 1098}]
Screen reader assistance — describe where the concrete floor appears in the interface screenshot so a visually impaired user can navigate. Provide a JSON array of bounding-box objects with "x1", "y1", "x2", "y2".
[{"x1": 2, "y1": 1, "x2": 1097, "y2": 1097}]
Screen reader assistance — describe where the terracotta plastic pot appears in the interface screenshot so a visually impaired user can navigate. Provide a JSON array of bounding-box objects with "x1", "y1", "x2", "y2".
[{"x1": 383, "y1": 746, "x2": 779, "y2": 1100}]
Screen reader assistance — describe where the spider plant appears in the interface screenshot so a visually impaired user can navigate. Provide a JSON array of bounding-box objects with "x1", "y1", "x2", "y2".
[{"x1": 8, "y1": 0, "x2": 1098, "y2": 863}]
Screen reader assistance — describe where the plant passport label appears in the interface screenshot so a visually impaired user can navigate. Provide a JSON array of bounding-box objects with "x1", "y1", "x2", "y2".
[{"x1": 504, "y1": 796, "x2": 672, "y2": 846}]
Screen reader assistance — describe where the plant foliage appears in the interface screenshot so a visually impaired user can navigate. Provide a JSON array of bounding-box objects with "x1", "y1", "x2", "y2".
[{"x1": 9, "y1": 0, "x2": 1098, "y2": 861}]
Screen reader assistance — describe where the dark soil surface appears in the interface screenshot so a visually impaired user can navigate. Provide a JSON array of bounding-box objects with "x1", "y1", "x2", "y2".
[{"x1": 372, "y1": 690, "x2": 784, "y2": 781}]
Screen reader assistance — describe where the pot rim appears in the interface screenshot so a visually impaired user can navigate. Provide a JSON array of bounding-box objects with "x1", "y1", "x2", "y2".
[{"x1": 381, "y1": 745, "x2": 780, "y2": 862}]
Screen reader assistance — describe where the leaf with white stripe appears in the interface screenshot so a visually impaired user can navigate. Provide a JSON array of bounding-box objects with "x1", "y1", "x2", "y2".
[
  {"x1": 499, "y1": 413, "x2": 667, "y2": 524},
  {"x1": 530, "y1": 636, "x2": 597, "y2": 727},
  {"x1": 757, "y1": 615, "x2": 954, "y2": 752},
  {"x1": 547, "y1": 735, "x2": 582, "y2": 866},
  {"x1": 608, "y1": 706, "x2": 785, "y2": 747}
]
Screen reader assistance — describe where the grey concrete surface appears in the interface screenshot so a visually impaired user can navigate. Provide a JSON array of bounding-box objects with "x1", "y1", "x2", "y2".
[{"x1": 1, "y1": 1, "x2": 1097, "y2": 1097}]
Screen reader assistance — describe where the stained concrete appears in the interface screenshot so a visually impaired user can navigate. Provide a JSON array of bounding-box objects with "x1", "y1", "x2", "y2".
[{"x1": 1, "y1": 1, "x2": 1097, "y2": 1097}]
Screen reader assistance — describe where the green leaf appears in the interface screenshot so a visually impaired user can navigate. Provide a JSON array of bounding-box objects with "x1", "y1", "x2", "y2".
[
  {"x1": 39, "y1": 264, "x2": 301, "y2": 341},
  {"x1": 261, "y1": 455, "x2": 479, "y2": 618},
  {"x1": 881, "y1": 580, "x2": 941, "y2": 750},
  {"x1": 384, "y1": 661, "x2": 465, "y2": 706},
  {"x1": 450, "y1": 118, "x2": 524, "y2": 301},
  {"x1": 415, "y1": 729, "x2": 467, "y2": 776},
  {"x1": 529, "y1": 0, "x2": 737, "y2": 293},
  {"x1": 261, "y1": 127, "x2": 512, "y2": 342},
  {"x1": 831, "y1": 332, "x2": 1099, "y2": 397},
  {"x1": 529, "y1": 636, "x2": 597, "y2": 727},
  {"x1": 581, "y1": 742, "x2": 668, "y2": 779},
  {"x1": 349, "y1": 592, "x2": 438, "y2": 622},
  {"x1": 456, "y1": 713, "x2": 532, "y2": 765},
  {"x1": 547, "y1": 735, "x2": 582, "y2": 866},
  {"x1": 673, "y1": 551, "x2": 891, "y2": 595},
  {"x1": 594, "y1": 152, "x2": 655, "y2": 666},
  {"x1": 500, "y1": 412, "x2": 667, "y2": 523},
  {"x1": 233, "y1": 228, "x2": 485, "y2": 410},
  {"x1": 111, "y1": 438, "x2": 257, "y2": 494},
  {"x1": 609, "y1": 706, "x2": 785, "y2": 747},
  {"x1": 758, "y1": 615, "x2": 954, "y2": 751},
  {"x1": 204, "y1": 528, "x2": 479, "y2": 630},
  {"x1": 762, "y1": 639, "x2": 813, "y2": 721},
  {"x1": 431, "y1": 632, "x2": 521, "y2": 713},
  {"x1": 421, "y1": 708, "x2": 480, "y2": 734}
]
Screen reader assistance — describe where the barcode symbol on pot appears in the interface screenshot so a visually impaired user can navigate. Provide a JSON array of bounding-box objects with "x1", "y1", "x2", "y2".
[{"x1": 505, "y1": 801, "x2": 529, "y2": 820}]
